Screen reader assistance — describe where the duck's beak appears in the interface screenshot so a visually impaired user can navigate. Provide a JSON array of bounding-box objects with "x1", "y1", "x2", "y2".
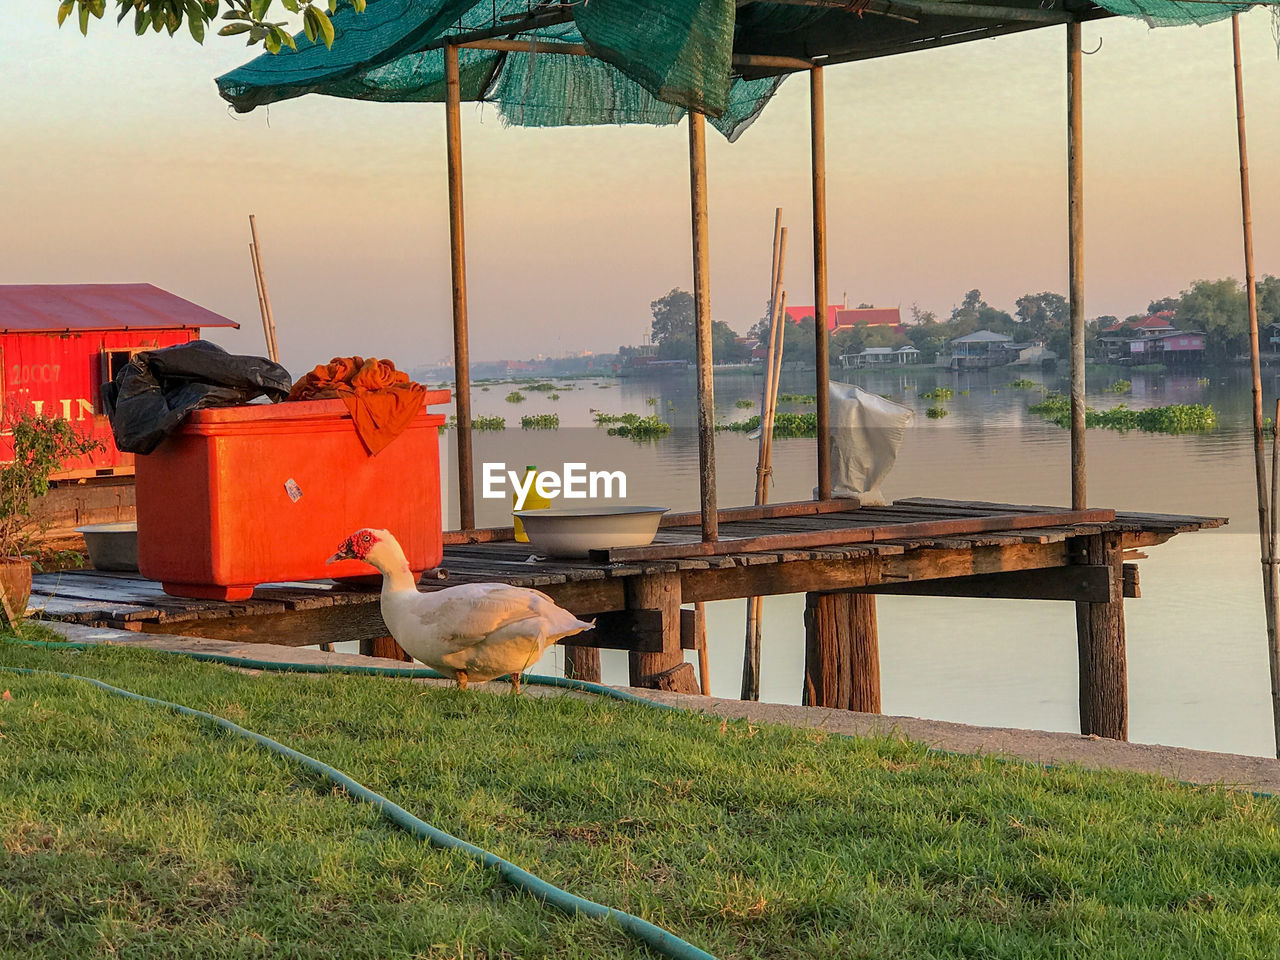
[{"x1": 327, "y1": 541, "x2": 355, "y2": 564}]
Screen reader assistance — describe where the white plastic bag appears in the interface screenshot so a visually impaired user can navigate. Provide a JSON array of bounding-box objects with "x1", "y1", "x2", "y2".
[{"x1": 818, "y1": 383, "x2": 914, "y2": 507}]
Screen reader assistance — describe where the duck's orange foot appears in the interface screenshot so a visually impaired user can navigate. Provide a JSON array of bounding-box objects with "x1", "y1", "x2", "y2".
[
  {"x1": 456, "y1": 670, "x2": 468, "y2": 691},
  {"x1": 510, "y1": 673, "x2": 522, "y2": 695}
]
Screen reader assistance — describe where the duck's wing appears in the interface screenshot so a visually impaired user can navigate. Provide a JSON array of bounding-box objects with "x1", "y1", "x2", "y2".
[{"x1": 415, "y1": 583, "x2": 582, "y2": 649}]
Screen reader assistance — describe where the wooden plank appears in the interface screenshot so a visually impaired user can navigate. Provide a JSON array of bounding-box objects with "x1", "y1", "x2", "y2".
[
  {"x1": 137, "y1": 600, "x2": 388, "y2": 647},
  {"x1": 445, "y1": 42, "x2": 475, "y2": 530},
  {"x1": 860, "y1": 565, "x2": 1114, "y2": 602},
  {"x1": 589, "y1": 509, "x2": 1116, "y2": 562},
  {"x1": 1122, "y1": 561, "x2": 1141, "y2": 599},
  {"x1": 688, "y1": 109, "x2": 717, "y2": 542}
]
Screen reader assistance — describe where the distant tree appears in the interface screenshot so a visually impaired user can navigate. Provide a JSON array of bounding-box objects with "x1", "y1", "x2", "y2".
[
  {"x1": 950, "y1": 289, "x2": 1014, "y2": 337},
  {"x1": 1176, "y1": 278, "x2": 1248, "y2": 360},
  {"x1": 648, "y1": 288, "x2": 747, "y2": 362},
  {"x1": 1147, "y1": 296, "x2": 1180, "y2": 317},
  {"x1": 56, "y1": 0, "x2": 363, "y2": 53},
  {"x1": 1257, "y1": 275, "x2": 1280, "y2": 328},
  {"x1": 1015, "y1": 292, "x2": 1068, "y2": 336},
  {"x1": 782, "y1": 317, "x2": 817, "y2": 363},
  {"x1": 908, "y1": 303, "x2": 937, "y2": 326}
]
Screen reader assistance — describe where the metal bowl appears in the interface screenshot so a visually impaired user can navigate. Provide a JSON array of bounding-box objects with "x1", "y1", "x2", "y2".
[
  {"x1": 513, "y1": 506, "x2": 668, "y2": 559},
  {"x1": 75, "y1": 521, "x2": 139, "y2": 572}
]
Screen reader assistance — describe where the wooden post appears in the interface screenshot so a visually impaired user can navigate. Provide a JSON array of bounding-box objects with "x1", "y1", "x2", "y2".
[
  {"x1": 802, "y1": 591, "x2": 880, "y2": 712},
  {"x1": 627, "y1": 571, "x2": 699, "y2": 693},
  {"x1": 688, "y1": 110, "x2": 718, "y2": 542},
  {"x1": 811, "y1": 66, "x2": 832, "y2": 501},
  {"x1": 694, "y1": 601, "x2": 711, "y2": 696},
  {"x1": 247, "y1": 215, "x2": 280, "y2": 364},
  {"x1": 743, "y1": 221, "x2": 789, "y2": 701},
  {"x1": 360, "y1": 636, "x2": 413, "y2": 662},
  {"x1": 1075, "y1": 532, "x2": 1127, "y2": 740},
  {"x1": 445, "y1": 44, "x2": 476, "y2": 531},
  {"x1": 564, "y1": 644, "x2": 601, "y2": 683},
  {"x1": 1067, "y1": 24, "x2": 1085, "y2": 511},
  {"x1": 1232, "y1": 14, "x2": 1280, "y2": 756}
]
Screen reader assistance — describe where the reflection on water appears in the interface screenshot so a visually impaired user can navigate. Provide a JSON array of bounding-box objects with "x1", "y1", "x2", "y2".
[{"x1": 437, "y1": 364, "x2": 1276, "y2": 756}]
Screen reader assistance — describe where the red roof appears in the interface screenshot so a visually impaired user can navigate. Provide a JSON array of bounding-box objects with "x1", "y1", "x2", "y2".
[
  {"x1": 785, "y1": 305, "x2": 840, "y2": 328},
  {"x1": 834, "y1": 307, "x2": 902, "y2": 329},
  {"x1": 0, "y1": 284, "x2": 240, "y2": 334},
  {"x1": 1102, "y1": 312, "x2": 1175, "y2": 335}
]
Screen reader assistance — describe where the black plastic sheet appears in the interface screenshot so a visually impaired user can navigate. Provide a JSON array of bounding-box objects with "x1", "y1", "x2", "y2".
[{"x1": 102, "y1": 341, "x2": 291, "y2": 455}]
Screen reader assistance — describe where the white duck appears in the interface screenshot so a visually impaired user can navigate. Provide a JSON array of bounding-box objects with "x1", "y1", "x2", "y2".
[{"x1": 327, "y1": 528, "x2": 592, "y2": 691}]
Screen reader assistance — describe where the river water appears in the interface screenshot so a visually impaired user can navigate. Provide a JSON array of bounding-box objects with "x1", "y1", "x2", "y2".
[{"x1": 435, "y1": 364, "x2": 1274, "y2": 757}]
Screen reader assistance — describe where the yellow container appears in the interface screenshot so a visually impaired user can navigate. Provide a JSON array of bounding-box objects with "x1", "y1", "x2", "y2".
[{"x1": 513, "y1": 465, "x2": 551, "y2": 542}]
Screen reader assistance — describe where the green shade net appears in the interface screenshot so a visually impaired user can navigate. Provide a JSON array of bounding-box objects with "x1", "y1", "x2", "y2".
[
  {"x1": 1092, "y1": 0, "x2": 1254, "y2": 25},
  {"x1": 216, "y1": 0, "x2": 1273, "y2": 138}
]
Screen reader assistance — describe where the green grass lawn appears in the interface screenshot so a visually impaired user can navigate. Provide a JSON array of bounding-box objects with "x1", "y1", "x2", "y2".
[{"x1": 2, "y1": 639, "x2": 1280, "y2": 959}]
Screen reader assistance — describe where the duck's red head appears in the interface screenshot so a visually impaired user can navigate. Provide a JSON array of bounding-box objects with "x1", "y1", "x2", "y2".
[{"x1": 327, "y1": 528, "x2": 383, "y2": 564}]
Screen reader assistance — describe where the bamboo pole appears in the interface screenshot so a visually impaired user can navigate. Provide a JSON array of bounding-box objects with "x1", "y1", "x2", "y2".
[
  {"x1": 1067, "y1": 24, "x2": 1085, "y2": 511},
  {"x1": 811, "y1": 66, "x2": 832, "y2": 501},
  {"x1": 743, "y1": 218, "x2": 789, "y2": 700},
  {"x1": 445, "y1": 44, "x2": 476, "y2": 531},
  {"x1": 1232, "y1": 14, "x2": 1280, "y2": 757},
  {"x1": 247, "y1": 215, "x2": 279, "y2": 364},
  {"x1": 688, "y1": 110, "x2": 718, "y2": 542},
  {"x1": 696, "y1": 602, "x2": 711, "y2": 696}
]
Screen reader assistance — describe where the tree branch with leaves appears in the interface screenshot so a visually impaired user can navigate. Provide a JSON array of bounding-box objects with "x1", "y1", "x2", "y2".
[{"x1": 57, "y1": 0, "x2": 365, "y2": 52}]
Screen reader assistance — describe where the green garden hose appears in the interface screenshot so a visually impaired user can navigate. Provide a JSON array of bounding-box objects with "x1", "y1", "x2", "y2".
[{"x1": 0, "y1": 642, "x2": 715, "y2": 960}]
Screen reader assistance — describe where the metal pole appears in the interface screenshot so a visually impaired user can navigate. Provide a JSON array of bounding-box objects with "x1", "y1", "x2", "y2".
[
  {"x1": 811, "y1": 66, "x2": 831, "y2": 500},
  {"x1": 445, "y1": 44, "x2": 475, "y2": 531},
  {"x1": 1067, "y1": 24, "x2": 1085, "y2": 511},
  {"x1": 688, "y1": 110, "x2": 718, "y2": 542},
  {"x1": 1232, "y1": 14, "x2": 1280, "y2": 756}
]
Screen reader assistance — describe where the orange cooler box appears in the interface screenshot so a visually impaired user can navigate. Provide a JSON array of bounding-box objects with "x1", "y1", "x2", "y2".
[{"x1": 136, "y1": 393, "x2": 449, "y2": 600}]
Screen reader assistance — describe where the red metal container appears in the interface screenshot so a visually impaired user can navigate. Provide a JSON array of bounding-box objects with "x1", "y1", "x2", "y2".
[{"x1": 136, "y1": 392, "x2": 449, "y2": 600}]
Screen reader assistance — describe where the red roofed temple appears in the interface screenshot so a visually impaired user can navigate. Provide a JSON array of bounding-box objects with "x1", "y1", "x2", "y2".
[{"x1": 785, "y1": 303, "x2": 903, "y2": 333}]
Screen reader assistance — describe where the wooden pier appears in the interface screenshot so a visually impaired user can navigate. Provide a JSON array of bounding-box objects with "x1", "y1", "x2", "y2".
[{"x1": 28, "y1": 498, "x2": 1221, "y2": 741}]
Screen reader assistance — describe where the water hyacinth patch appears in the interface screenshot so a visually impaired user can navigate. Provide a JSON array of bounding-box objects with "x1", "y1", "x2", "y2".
[
  {"x1": 1029, "y1": 392, "x2": 1215, "y2": 434},
  {"x1": 735, "y1": 399, "x2": 755, "y2": 408},
  {"x1": 505, "y1": 391, "x2": 526, "y2": 403},
  {"x1": 926, "y1": 406, "x2": 949, "y2": 419},
  {"x1": 919, "y1": 387, "x2": 954, "y2": 401},
  {"x1": 444, "y1": 415, "x2": 505, "y2": 431},
  {"x1": 719, "y1": 412, "x2": 818, "y2": 438},
  {"x1": 520, "y1": 414, "x2": 559, "y2": 430}
]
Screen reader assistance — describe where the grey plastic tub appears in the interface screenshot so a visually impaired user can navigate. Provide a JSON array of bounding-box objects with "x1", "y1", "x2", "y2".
[{"x1": 75, "y1": 522, "x2": 139, "y2": 572}]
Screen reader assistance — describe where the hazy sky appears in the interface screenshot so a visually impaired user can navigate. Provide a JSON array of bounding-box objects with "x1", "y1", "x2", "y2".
[{"x1": 3, "y1": 6, "x2": 1279, "y2": 374}]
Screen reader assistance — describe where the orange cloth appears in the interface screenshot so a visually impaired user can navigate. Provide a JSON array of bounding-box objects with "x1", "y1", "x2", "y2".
[{"x1": 288, "y1": 356, "x2": 425, "y2": 455}]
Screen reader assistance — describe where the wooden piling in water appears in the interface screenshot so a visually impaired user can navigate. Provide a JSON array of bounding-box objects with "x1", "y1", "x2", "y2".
[
  {"x1": 1232, "y1": 13, "x2": 1280, "y2": 756},
  {"x1": 445, "y1": 44, "x2": 476, "y2": 532},
  {"x1": 627, "y1": 571, "x2": 699, "y2": 693},
  {"x1": 564, "y1": 645, "x2": 601, "y2": 683},
  {"x1": 1067, "y1": 23, "x2": 1085, "y2": 511},
  {"x1": 1075, "y1": 532, "x2": 1127, "y2": 740},
  {"x1": 688, "y1": 111, "x2": 718, "y2": 543},
  {"x1": 810, "y1": 66, "x2": 832, "y2": 501},
  {"x1": 803, "y1": 591, "x2": 880, "y2": 713}
]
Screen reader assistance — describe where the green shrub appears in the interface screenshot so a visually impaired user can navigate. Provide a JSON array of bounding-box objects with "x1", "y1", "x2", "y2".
[{"x1": 520, "y1": 414, "x2": 559, "y2": 430}]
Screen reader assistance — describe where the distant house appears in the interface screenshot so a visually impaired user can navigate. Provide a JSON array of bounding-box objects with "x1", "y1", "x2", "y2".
[
  {"x1": 1095, "y1": 311, "x2": 1204, "y2": 364},
  {"x1": 839, "y1": 344, "x2": 920, "y2": 369},
  {"x1": 946, "y1": 330, "x2": 1015, "y2": 370},
  {"x1": 785, "y1": 304, "x2": 903, "y2": 333}
]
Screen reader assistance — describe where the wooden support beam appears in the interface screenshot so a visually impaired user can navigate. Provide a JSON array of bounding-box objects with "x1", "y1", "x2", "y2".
[
  {"x1": 860, "y1": 564, "x2": 1115, "y2": 602},
  {"x1": 1067, "y1": 23, "x2": 1085, "y2": 511},
  {"x1": 803, "y1": 591, "x2": 880, "y2": 712},
  {"x1": 689, "y1": 111, "x2": 719, "y2": 542},
  {"x1": 1075, "y1": 532, "x2": 1127, "y2": 740},
  {"x1": 626, "y1": 571, "x2": 697, "y2": 692},
  {"x1": 567, "y1": 609, "x2": 664, "y2": 651},
  {"x1": 811, "y1": 65, "x2": 832, "y2": 501},
  {"x1": 444, "y1": 44, "x2": 476, "y2": 531}
]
